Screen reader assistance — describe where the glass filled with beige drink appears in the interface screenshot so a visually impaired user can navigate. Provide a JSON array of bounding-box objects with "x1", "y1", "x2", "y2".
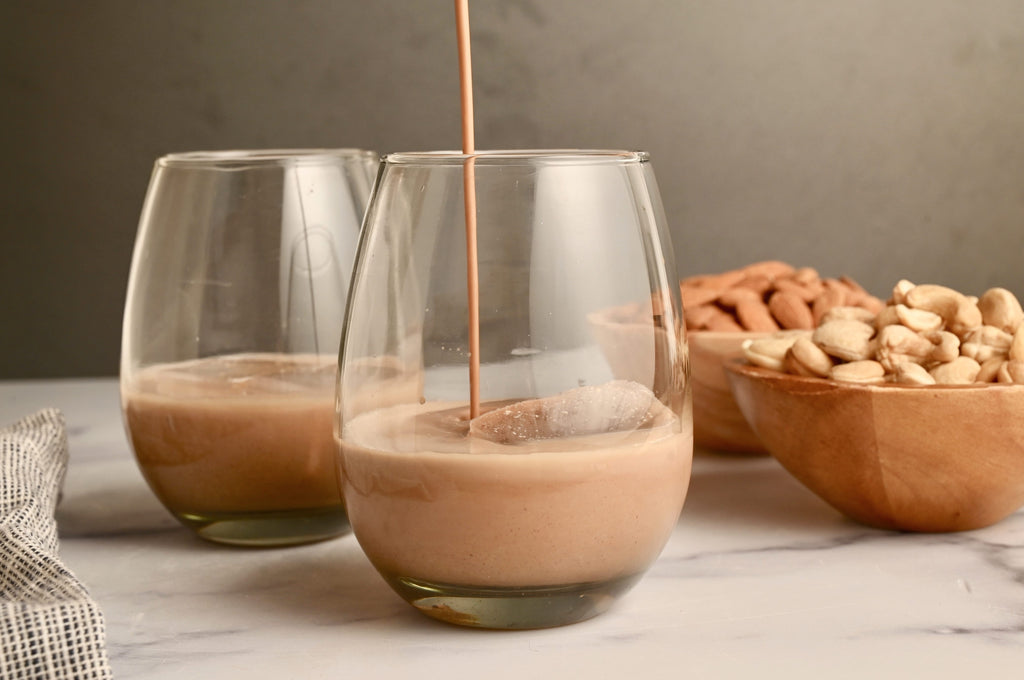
[
  {"x1": 121, "y1": 149, "x2": 377, "y2": 546},
  {"x1": 337, "y1": 150, "x2": 692, "y2": 628}
]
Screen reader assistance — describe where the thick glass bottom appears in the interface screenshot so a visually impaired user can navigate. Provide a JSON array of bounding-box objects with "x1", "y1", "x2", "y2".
[
  {"x1": 381, "y1": 572, "x2": 642, "y2": 629},
  {"x1": 176, "y1": 506, "x2": 350, "y2": 547}
]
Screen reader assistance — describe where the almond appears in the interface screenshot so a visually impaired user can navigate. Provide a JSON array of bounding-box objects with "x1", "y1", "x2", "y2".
[
  {"x1": 768, "y1": 290, "x2": 814, "y2": 330},
  {"x1": 734, "y1": 274, "x2": 773, "y2": 296},
  {"x1": 680, "y1": 286, "x2": 724, "y2": 310},
  {"x1": 717, "y1": 286, "x2": 762, "y2": 309},
  {"x1": 858, "y1": 295, "x2": 886, "y2": 315},
  {"x1": 704, "y1": 314, "x2": 746, "y2": 332},
  {"x1": 741, "y1": 260, "x2": 796, "y2": 280},
  {"x1": 839, "y1": 274, "x2": 869, "y2": 295},
  {"x1": 695, "y1": 268, "x2": 748, "y2": 290},
  {"x1": 792, "y1": 267, "x2": 820, "y2": 285},
  {"x1": 774, "y1": 278, "x2": 819, "y2": 303},
  {"x1": 811, "y1": 286, "x2": 847, "y2": 325},
  {"x1": 736, "y1": 298, "x2": 780, "y2": 332},
  {"x1": 683, "y1": 303, "x2": 720, "y2": 330}
]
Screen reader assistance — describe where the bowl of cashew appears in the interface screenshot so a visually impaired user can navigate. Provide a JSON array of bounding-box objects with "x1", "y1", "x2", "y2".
[
  {"x1": 724, "y1": 281, "x2": 1024, "y2": 532},
  {"x1": 681, "y1": 261, "x2": 883, "y2": 453}
]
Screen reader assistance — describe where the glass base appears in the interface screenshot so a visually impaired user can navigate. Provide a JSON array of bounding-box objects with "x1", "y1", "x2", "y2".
[
  {"x1": 176, "y1": 506, "x2": 350, "y2": 547},
  {"x1": 382, "y1": 572, "x2": 642, "y2": 629}
]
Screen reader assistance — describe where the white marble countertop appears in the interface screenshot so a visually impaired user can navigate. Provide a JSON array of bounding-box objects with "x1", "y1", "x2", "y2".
[{"x1": 2, "y1": 378, "x2": 1023, "y2": 678}]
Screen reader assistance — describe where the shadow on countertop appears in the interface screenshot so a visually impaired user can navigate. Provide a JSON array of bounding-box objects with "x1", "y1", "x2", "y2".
[{"x1": 680, "y1": 451, "x2": 852, "y2": 533}]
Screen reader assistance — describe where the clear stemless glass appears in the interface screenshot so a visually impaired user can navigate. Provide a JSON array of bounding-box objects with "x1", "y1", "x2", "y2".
[
  {"x1": 336, "y1": 150, "x2": 692, "y2": 628},
  {"x1": 121, "y1": 149, "x2": 377, "y2": 546}
]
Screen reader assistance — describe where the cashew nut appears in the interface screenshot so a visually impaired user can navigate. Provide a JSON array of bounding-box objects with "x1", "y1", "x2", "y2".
[
  {"x1": 930, "y1": 356, "x2": 982, "y2": 385},
  {"x1": 976, "y1": 356, "x2": 1005, "y2": 383},
  {"x1": 822, "y1": 306, "x2": 878, "y2": 325},
  {"x1": 830, "y1": 360, "x2": 885, "y2": 384},
  {"x1": 893, "y1": 362, "x2": 936, "y2": 386},
  {"x1": 894, "y1": 304, "x2": 943, "y2": 333},
  {"x1": 978, "y1": 287, "x2": 1024, "y2": 334},
  {"x1": 786, "y1": 336, "x2": 834, "y2": 378},
  {"x1": 742, "y1": 333, "x2": 805, "y2": 371},
  {"x1": 927, "y1": 331, "x2": 961, "y2": 364},
  {"x1": 891, "y1": 279, "x2": 916, "y2": 306},
  {"x1": 813, "y1": 319, "x2": 876, "y2": 362},
  {"x1": 904, "y1": 284, "x2": 982, "y2": 336},
  {"x1": 1011, "y1": 328, "x2": 1024, "y2": 362}
]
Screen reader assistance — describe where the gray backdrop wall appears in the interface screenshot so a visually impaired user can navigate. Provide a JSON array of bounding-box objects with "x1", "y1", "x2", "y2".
[{"x1": 4, "y1": 0, "x2": 1024, "y2": 378}]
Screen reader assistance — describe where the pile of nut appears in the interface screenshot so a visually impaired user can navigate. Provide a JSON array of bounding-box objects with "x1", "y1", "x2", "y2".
[
  {"x1": 681, "y1": 260, "x2": 884, "y2": 332},
  {"x1": 742, "y1": 280, "x2": 1024, "y2": 385}
]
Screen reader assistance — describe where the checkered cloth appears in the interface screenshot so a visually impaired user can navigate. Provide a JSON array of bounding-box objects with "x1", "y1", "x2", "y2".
[{"x1": 1, "y1": 409, "x2": 112, "y2": 679}]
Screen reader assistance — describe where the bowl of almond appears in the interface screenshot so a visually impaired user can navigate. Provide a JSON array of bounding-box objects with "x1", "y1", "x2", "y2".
[
  {"x1": 725, "y1": 281, "x2": 1024, "y2": 531},
  {"x1": 681, "y1": 260, "x2": 883, "y2": 453}
]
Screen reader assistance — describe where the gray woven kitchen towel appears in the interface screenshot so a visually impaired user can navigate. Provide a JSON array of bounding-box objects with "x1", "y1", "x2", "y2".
[{"x1": 1, "y1": 409, "x2": 113, "y2": 679}]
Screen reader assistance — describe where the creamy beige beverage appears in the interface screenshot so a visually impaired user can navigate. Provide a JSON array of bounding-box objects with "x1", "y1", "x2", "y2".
[
  {"x1": 123, "y1": 353, "x2": 341, "y2": 516},
  {"x1": 339, "y1": 385, "x2": 692, "y2": 588}
]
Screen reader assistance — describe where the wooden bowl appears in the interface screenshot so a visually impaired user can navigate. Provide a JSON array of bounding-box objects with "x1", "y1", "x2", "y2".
[
  {"x1": 724, "y1": 358, "x2": 1024, "y2": 531},
  {"x1": 688, "y1": 331, "x2": 768, "y2": 453}
]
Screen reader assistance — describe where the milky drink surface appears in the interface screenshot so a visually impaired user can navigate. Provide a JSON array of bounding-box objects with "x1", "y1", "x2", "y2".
[
  {"x1": 123, "y1": 353, "x2": 343, "y2": 515},
  {"x1": 339, "y1": 382, "x2": 692, "y2": 588}
]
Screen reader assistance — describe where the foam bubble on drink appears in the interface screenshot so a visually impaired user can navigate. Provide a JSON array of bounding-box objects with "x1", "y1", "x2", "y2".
[
  {"x1": 469, "y1": 380, "x2": 669, "y2": 444},
  {"x1": 138, "y1": 354, "x2": 335, "y2": 397}
]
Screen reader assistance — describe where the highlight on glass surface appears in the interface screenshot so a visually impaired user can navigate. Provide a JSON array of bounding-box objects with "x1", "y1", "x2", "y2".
[
  {"x1": 120, "y1": 148, "x2": 377, "y2": 546},
  {"x1": 335, "y1": 149, "x2": 693, "y2": 629}
]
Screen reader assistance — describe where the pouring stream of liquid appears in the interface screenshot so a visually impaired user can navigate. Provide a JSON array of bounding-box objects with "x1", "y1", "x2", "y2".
[{"x1": 455, "y1": 0, "x2": 481, "y2": 418}]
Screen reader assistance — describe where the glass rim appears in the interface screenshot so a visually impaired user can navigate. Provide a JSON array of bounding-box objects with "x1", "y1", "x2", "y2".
[
  {"x1": 383, "y1": 149, "x2": 650, "y2": 166},
  {"x1": 157, "y1": 148, "x2": 379, "y2": 168}
]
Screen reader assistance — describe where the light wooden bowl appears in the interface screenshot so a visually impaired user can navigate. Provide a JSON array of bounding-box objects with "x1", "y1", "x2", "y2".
[
  {"x1": 688, "y1": 331, "x2": 768, "y2": 453},
  {"x1": 724, "y1": 358, "x2": 1024, "y2": 532}
]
